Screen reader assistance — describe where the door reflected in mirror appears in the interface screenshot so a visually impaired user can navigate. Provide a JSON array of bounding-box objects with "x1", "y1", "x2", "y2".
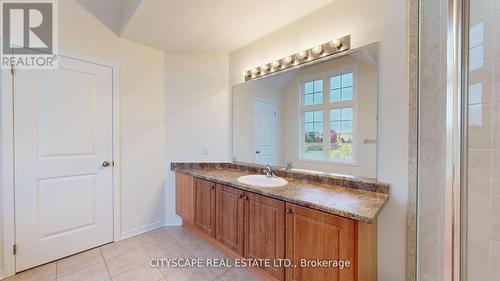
[{"x1": 233, "y1": 44, "x2": 378, "y2": 179}]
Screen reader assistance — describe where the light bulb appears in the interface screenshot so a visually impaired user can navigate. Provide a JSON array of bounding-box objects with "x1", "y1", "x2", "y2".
[
  {"x1": 252, "y1": 68, "x2": 260, "y2": 75},
  {"x1": 329, "y1": 39, "x2": 342, "y2": 49},
  {"x1": 296, "y1": 50, "x2": 309, "y2": 60},
  {"x1": 272, "y1": 60, "x2": 281, "y2": 68},
  {"x1": 312, "y1": 45, "x2": 323, "y2": 55},
  {"x1": 283, "y1": 56, "x2": 294, "y2": 64},
  {"x1": 261, "y1": 64, "x2": 270, "y2": 72}
]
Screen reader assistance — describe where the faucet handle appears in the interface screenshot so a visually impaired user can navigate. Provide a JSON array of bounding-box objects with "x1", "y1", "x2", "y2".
[{"x1": 263, "y1": 164, "x2": 275, "y2": 177}]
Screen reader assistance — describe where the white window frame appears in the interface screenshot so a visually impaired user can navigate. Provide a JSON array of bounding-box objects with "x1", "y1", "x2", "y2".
[{"x1": 298, "y1": 65, "x2": 358, "y2": 165}]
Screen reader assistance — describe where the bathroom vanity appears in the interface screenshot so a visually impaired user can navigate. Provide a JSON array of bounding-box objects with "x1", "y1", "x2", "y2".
[
  {"x1": 172, "y1": 42, "x2": 387, "y2": 280},
  {"x1": 172, "y1": 162, "x2": 389, "y2": 281}
]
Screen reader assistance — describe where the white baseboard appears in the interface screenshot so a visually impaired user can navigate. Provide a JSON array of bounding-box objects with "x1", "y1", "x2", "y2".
[
  {"x1": 120, "y1": 220, "x2": 168, "y2": 240},
  {"x1": 119, "y1": 217, "x2": 183, "y2": 240},
  {"x1": 0, "y1": 270, "x2": 5, "y2": 280},
  {"x1": 164, "y1": 217, "x2": 182, "y2": 226}
]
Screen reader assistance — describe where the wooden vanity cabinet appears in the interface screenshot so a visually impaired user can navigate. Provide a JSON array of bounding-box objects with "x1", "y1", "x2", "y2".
[
  {"x1": 285, "y1": 203, "x2": 356, "y2": 281},
  {"x1": 176, "y1": 174, "x2": 376, "y2": 281},
  {"x1": 215, "y1": 184, "x2": 286, "y2": 277},
  {"x1": 216, "y1": 184, "x2": 244, "y2": 255},
  {"x1": 193, "y1": 178, "x2": 216, "y2": 237},
  {"x1": 244, "y1": 192, "x2": 285, "y2": 281}
]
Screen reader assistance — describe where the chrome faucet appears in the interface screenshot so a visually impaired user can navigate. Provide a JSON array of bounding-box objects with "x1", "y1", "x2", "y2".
[
  {"x1": 286, "y1": 161, "x2": 294, "y2": 172},
  {"x1": 263, "y1": 164, "x2": 276, "y2": 178}
]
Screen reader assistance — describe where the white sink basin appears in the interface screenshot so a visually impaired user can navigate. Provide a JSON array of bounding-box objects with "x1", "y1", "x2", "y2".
[{"x1": 237, "y1": 175, "x2": 288, "y2": 188}]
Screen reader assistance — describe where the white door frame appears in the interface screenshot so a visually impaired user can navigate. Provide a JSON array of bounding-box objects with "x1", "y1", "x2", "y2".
[{"x1": 1, "y1": 52, "x2": 120, "y2": 278}]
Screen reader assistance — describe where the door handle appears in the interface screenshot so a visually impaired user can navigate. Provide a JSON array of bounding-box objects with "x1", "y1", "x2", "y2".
[
  {"x1": 255, "y1": 151, "x2": 261, "y2": 154},
  {"x1": 102, "y1": 161, "x2": 113, "y2": 167}
]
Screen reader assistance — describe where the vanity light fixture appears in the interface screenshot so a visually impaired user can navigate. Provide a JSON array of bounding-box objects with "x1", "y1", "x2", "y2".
[{"x1": 244, "y1": 35, "x2": 351, "y2": 81}]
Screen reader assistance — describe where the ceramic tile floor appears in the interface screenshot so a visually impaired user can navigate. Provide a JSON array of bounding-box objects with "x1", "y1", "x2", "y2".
[{"x1": 4, "y1": 226, "x2": 261, "y2": 281}]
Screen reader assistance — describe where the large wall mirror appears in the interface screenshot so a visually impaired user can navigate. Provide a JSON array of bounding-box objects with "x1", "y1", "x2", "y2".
[{"x1": 232, "y1": 43, "x2": 378, "y2": 179}]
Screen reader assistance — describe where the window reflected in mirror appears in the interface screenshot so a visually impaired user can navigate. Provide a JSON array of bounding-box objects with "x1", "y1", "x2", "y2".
[{"x1": 233, "y1": 44, "x2": 378, "y2": 178}]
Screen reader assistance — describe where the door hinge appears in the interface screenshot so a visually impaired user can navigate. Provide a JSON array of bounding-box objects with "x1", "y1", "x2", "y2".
[
  {"x1": 13, "y1": 244, "x2": 17, "y2": 255},
  {"x1": 10, "y1": 65, "x2": 16, "y2": 76}
]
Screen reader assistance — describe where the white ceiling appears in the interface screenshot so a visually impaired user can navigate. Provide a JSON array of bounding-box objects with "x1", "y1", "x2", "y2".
[{"x1": 79, "y1": 0, "x2": 335, "y2": 52}]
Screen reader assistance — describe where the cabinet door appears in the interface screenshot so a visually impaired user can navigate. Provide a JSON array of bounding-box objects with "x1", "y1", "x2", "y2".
[
  {"x1": 193, "y1": 178, "x2": 216, "y2": 237},
  {"x1": 244, "y1": 192, "x2": 285, "y2": 281},
  {"x1": 216, "y1": 184, "x2": 244, "y2": 255},
  {"x1": 285, "y1": 203, "x2": 356, "y2": 281}
]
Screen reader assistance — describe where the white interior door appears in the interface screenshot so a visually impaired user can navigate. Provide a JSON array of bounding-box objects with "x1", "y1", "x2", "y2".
[
  {"x1": 14, "y1": 56, "x2": 114, "y2": 271},
  {"x1": 253, "y1": 99, "x2": 277, "y2": 165}
]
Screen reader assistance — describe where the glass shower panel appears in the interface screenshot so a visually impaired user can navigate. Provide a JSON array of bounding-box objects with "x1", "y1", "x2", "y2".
[{"x1": 466, "y1": 0, "x2": 500, "y2": 280}]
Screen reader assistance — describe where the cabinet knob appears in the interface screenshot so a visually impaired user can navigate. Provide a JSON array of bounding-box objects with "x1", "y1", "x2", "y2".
[
  {"x1": 285, "y1": 208, "x2": 292, "y2": 214},
  {"x1": 211, "y1": 185, "x2": 215, "y2": 190}
]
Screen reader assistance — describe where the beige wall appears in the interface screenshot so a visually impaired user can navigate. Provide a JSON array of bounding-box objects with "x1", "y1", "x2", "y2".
[
  {"x1": 229, "y1": 0, "x2": 409, "y2": 279},
  {"x1": 59, "y1": 0, "x2": 167, "y2": 237},
  {"x1": 1, "y1": 0, "x2": 167, "y2": 274},
  {"x1": 164, "y1": 52, "x2": 230, "y2": 222}
]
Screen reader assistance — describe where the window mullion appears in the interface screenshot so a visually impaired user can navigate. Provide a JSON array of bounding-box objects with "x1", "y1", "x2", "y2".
[
  {"x1": 322, "y1": 76, "x2": 329, "y2": 159},
  {"x1": 325, "y1": 76, "x2": 330, "y2": 104},
  {"x1": 302, "y1": 104, "x2": 323, "y2": 112},
  {"x1": 323, "y1": 109, "x2": 329, "y2": 160},
  {"x1": 329, "y1": 101, "x2": 353, "y2": 109}
]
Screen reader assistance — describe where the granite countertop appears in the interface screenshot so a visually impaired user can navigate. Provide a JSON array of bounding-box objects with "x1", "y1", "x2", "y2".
[{"x1": 172, "y1": 163, "x2": 389, "y2": 224}]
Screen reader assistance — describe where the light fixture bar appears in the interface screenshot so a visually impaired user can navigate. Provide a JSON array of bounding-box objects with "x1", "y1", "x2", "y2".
[{"x1": 244, "y1": 35, "x2": 351, "y2": 81}]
